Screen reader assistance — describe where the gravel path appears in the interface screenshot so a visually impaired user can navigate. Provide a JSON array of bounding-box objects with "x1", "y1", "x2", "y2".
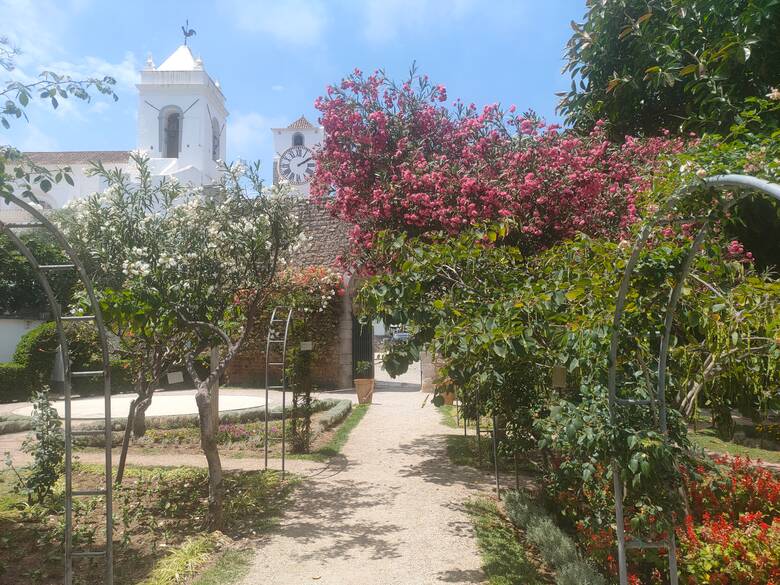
[{"x1": 239, "y1": 381, "x2": 491, "y2": 585}]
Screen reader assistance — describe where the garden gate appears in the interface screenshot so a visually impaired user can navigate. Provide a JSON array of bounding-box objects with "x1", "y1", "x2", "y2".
[
  {"x1": 0, "y1": 194, "x2": 113, "y2": 585},
  {"x1": 351, "y1": 316, "x2": 374, "y2": 378},
  {"x1": 264, "y1": 306, "x2": 293, "y2": 477},
  {"x1": 608, "y1": 174, "x2": 780, "y2": 585}
]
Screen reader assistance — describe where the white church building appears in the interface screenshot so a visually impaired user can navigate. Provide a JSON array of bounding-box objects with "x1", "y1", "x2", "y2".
[
  {"x1": 0, "y1": 41, "x2": 329, "y2": 361},
  {"x1": 1, "y1": 44, "x2": 227, "y2": 225}
]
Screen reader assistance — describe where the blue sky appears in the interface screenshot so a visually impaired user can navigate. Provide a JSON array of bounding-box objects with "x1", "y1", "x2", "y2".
[{"x1": 1, "y1": 0, "x2": 585, "y2": 183}]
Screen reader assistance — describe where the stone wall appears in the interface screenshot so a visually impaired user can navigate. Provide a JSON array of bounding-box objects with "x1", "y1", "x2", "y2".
[
  {"x1": 226, "y1": 200, "x2": 356, "y2": 389},
  {"x1": 226, "y1": 293, "x2": 353, "y2": 390}
]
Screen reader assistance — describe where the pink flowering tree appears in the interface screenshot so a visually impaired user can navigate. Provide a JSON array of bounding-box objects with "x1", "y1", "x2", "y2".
[{"x1": 312, "y1": 67, "x2": 682, "y2": 261}]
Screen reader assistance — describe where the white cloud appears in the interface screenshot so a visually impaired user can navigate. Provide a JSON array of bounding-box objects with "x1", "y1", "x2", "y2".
[
  {"x1": 227, "y1": 111, "x2": 285, "y2": 162},
  {"x1": 2, "y1": 0, "x2": 138, "y2": 91},
  {"x1": 221, "y1": 0, "x2": 328, "y2": 45},
  {"x1": 47, "y1": 52, "x2": 139, "y2": 92},
  {"x1": 1, "y1": 0, "x2": 69, "y2": 67},
  {"x1": 271, "y1": 84, "x2": 285, "y2": 92}
]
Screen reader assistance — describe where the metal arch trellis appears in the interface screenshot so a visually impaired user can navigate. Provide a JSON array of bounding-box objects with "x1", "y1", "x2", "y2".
[
  {"x1": 0, "y1": 193, "x2": 114, "y2": 585},
  {"x1": 608, "y1": 174, "x2": 780, "y2": 585},
  {"x1": 264, "y1": 306, "x2": 294, "y2": 478}
]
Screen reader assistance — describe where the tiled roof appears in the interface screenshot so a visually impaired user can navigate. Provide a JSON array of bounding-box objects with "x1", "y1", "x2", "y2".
[
  {"x1": 287, "y1": 116, "x2": 316, "y2": 130},
  {"x1": 24, "y1": 151, "x2": 131, "y2": 166},
  {"x1": 291, "y1": 198, "x2": 349, "y2": 268}
]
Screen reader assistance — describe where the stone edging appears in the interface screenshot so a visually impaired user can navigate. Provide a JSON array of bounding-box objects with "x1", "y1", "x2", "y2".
[{"x1": 0, "y1": 398, "x2": 342, "y2": 436}]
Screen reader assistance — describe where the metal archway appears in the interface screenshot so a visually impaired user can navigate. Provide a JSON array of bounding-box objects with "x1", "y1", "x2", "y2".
[
  {"x1": 264, "y1": 306, "x2": 293, "y2": 478},
  {"x1": 0, "y1": 194, "x2": 113, "y2": 585},
  {"x1": 608, "y1": 174, "x2": 780, "y2": 585}
]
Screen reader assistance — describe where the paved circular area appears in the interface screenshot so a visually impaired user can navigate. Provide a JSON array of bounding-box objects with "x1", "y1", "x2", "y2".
[{"x1": 11, "y1": 390, "x2": 268, "y2": 419}]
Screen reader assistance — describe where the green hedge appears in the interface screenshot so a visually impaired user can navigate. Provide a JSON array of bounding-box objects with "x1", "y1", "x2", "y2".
[
  {"x1": 13, "y1": 321, "x2": 102, "y2": 385},
  {"x1": 1, "y1": 322, "x2": 134, "y2": 402},
  {"x1": 0, "y1": 362, "x2": 34, "y2": 401}
]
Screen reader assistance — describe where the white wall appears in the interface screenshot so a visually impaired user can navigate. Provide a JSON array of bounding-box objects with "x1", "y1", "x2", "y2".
[
  {"x1": 0, "y1": 163, "x2": 128, "y2": 222},
  {"x1": 0, "y1": 318, "x2": 43, "y2": 362}
]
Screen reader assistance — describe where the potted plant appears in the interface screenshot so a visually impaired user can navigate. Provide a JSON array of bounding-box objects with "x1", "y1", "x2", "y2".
[{"x1": 353, "y1": 360, "x2": 374, "y2": 404}]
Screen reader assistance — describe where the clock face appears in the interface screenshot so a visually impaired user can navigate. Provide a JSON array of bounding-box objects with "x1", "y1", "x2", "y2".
[{"x1": 278, "y1": 146, "x2": 315, "y2": 185}]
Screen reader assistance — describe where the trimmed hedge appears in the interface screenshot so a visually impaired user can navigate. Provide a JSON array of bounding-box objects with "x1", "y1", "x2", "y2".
[
  {"x1": 0, "y1": 362, "x2": 34, "y2": 401},
  {"x1": 503, "y1": 490, "x2": 606, "y2": 585},
  {"x1": 8, "y1": 322, "x2": 133, "y2": 399},
  {"x1": 13, "y1": 321, "x2": 99, "y2": 385}
]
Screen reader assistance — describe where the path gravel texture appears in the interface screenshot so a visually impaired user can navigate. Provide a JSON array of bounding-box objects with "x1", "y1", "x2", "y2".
[{"x1": 239, "y1": 380, "x2": 492, "y2": 585}]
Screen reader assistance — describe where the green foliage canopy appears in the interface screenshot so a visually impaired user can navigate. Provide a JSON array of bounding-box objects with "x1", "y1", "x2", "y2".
[{"x1": 560, "y1": 0, "x2": 780, "y2": 137}]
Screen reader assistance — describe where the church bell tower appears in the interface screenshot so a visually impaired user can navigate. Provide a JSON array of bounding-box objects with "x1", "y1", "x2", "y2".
[{"x1": 136, "y1": 41, "x2": 228, "y2": 185}]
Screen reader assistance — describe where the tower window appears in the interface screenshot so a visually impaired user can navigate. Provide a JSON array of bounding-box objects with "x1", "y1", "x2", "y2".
[
  {"x1": 159, "y1": 106, "x2": 183, "y2": 158},
  {"x1": 292, "y1": 132, "x2": 304, "y2": 147},
  {"x1": 212, "y1": 117, "x2": 220, "y2": 161}
]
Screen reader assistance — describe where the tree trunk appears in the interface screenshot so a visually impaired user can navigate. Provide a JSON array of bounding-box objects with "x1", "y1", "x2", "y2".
[
  {"x1": 116, "y1": 398, "x2": 137, "y2": 485},
  {"x1": 209, "y1": 347, "x2": 220, "y2": 435},
  {"x1": 132, "y1": 393, "x2": 154, "y2": 438},
  {"x1": 196, "y1": 380, "x2": 223, "y2": 530},
  {"x1": 713, "y1": 403, "x2": 735, "y2": 441}
]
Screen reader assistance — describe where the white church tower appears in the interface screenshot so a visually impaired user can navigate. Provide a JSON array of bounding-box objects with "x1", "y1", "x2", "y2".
[
  {"x1": 136, "y1": 44, "x2": 228, "y2": 185},
  {"x1": 272, "y1": 116, "x2": 323, "y2": 197}
]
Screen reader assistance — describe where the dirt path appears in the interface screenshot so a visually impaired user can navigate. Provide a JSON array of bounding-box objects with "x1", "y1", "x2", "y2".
[{"x1": 239, "y1": 381, "x2": 492, "y2": 585}]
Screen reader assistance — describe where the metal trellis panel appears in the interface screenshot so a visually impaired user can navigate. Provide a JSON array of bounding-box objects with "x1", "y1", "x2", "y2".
[
  {"x1": 264, "y1": 306, "x2": 294, "y2": 477},
  {"x1": 607, "y1": 174, "x2": 780, "y2": 585},
  {"x1": 0, "y1": 193, "x2": 113, "y2": 585}
]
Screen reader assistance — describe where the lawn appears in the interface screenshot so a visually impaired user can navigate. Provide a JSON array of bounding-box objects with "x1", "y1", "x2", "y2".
[
  {"x1": 466, "y1": 497, "x2": 552, "y2": 585},
  {"x1": 690, "y1": 427, "x2": 780, "y2": 464}
]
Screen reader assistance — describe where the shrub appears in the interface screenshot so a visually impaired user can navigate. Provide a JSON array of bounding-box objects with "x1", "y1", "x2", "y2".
[
  {"x1": 10, "y1": 322, "x2": 132, "y2": 396},
  {"x1": 686, "y1": 455, "x2": 780, "y2": 520},
  {"x1": 681, "y1": 512, "x2": 780, "y2": 585},
  {"x1": 13, "y1": 321, "x2": 103, "y2": 385},
  {"x1": 0, "y1": 361, "x2": 34, "y2": 400},
  {"x1": 12, "y1": 321, "x2": 59, "y2": 382},
  {"x1": 569, "y1": 456, "x2": 780, "y2": 583},
  {"x1": 19, "y1": 391, "x2": 64, "y2": 504},
  {"x1": 503, "y1": 490, "x2": 606, "y2": 585}
]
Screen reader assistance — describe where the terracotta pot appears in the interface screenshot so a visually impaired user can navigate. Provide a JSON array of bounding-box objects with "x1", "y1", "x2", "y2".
[
  {"x1": 354, "y1": 378, "x2": 374, "y2": 404},
  {"x1": 442, "y1": 391, "x2": 456, "y2": 405}
]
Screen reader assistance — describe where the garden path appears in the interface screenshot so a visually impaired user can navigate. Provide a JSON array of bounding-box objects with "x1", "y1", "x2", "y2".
[{"x1": 238, "y1": 380, "x2": 492, "y2": 585}]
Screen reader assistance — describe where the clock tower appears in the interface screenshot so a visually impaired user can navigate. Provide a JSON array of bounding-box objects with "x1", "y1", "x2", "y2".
[
  {"x1": 136, "y1": 44, "x2": 228, "y2": 185},
  {"x1": 272, "y1": 116, "x2": 323, "y2": 196}
]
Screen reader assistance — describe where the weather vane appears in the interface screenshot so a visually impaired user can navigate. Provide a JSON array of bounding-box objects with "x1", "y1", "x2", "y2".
[{"x1": 182, "y1": 20, "x2": 196, "y2": 46}]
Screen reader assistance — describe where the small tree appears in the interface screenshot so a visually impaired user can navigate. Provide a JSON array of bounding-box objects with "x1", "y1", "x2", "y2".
[{"x1": 63, "y1": 155, "x2": 300, "y2": 527}]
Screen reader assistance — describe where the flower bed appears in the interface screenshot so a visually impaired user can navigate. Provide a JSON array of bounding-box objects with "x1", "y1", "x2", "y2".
[{"x1": 556, "y1": 455, "x2": 780, "y2": 584}]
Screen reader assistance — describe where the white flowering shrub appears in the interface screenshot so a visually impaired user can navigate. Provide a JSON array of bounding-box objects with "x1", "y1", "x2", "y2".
[
  {"x1": 61, "y1": 153, "x2": 300, "y2": 341},
  {"x1": 59, "y1": 154, "x2": 301, "y2": 504}
]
